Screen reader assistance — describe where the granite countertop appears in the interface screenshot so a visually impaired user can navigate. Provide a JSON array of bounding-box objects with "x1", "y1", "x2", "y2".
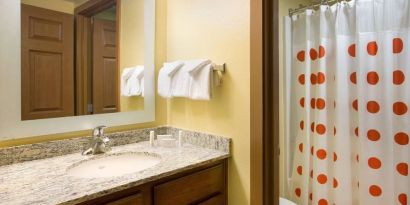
[{"x1": 0, "y1": 141, "x2": 230, "y2": 205}]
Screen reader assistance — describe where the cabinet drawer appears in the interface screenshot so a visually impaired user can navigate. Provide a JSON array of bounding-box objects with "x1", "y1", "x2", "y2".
[
  {"x1": 105, "y1": 193, "x2": 143, "y2": 205},
  {"x1": 78, "y1": 186, "x2": 151, "y2": 205},
  {"x1": 154, "y1": 164, "x2": 225, "y2": 205},
  {"x1": 198, "y1": 194, "x2": 225, "y2": 205}
]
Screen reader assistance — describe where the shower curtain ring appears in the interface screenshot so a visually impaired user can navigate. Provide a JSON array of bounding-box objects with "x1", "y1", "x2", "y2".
[
  {"x1": 309, "y1": 3, "x2": 314, "y2": 11},
  {"x1": 325, "y1": 0, "x2": 330, "y2": 9}
]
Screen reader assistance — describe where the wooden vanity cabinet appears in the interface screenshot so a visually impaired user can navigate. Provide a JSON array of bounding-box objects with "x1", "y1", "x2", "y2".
[
  {"x1": 105, "y1": 192, "x2": 145, "y2": 205},
  {"x1": 78, "y1": 159, "x2": 227, "y2": 205}
]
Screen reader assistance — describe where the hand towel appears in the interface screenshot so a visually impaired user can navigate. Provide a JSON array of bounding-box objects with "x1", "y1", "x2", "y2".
[
  {"x1": 128, "y1": 66, "x2": 144, "y2": 96},
  {"x1": 158, "y1": 68, "x2": 172, "y2": 98},
  {"x1": 158, "y1": 61, "x2": 185, "y2": 98},
  {"x1": 163, "y1": 61, "x2": 184, "y2": 77},
  {"x1": 185, "y1": 59, "x2": 211, "y2": 75},
  {"x1": 170, "y1": 65, "x2": 191, "y2": 98},
  {"x1": 188, "y1": 63, "x2": 212, "y2": 100},
  {"x1": 158, "y1": 61, "x2": 179, "y2": 98},
  {"x1": 134, "y1": 65, "x2": 144, "y2": 79},
  {"x1": 121, "y1": 67, "x2": 135, "y2": 96}
]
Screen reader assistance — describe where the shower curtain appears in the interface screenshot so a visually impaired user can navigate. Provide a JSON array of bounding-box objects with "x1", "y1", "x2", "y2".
[{"x1": 288, "y1": 1, "x2": 409, "y2": 205}]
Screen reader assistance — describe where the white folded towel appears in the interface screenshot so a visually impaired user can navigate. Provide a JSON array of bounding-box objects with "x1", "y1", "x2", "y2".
[
  {"x1": 158, "y1": 70, "x2": 172, "y2": 98},
  {"x1": 121, "y1": 67, "x2": 135, "y2": 96},
  {"x1": 158, "y1": 59, "x2": 214, "y2": 99},
  {"x1": 189, "y1": 63, "x2": 212, "y2": 100},
  {"x1": 171, "y1": 65, "x2": 191, "y2": 98},
  {"x1": 163, "y1": 61, "x2": 184, "y2": 76},
  {"x1": 186, "y1": 59, "x2": 211, "y2": 75},
  {"x1": 127, "y1": 65, "x2": 144, "y2": 96},
  {"x1": 134, "y1": 65, "x2": 144, "y2": 79},
  {"x1": 158, "y1": 61, "x2": 184, "y2": 98}
]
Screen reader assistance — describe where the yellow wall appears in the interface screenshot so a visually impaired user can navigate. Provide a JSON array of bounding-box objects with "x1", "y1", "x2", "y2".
[
  {"x1": 119, "y1": 0, "x2": 145, "y2": 111},
  {"x1": 8, "y1": 1, "x2": 251, "y2": 204},
  {"x1": 278, "y1": 0, "x2": 312, "y2": 198},
  {"x1": 21, "y1": 0, "x2": 75, "y2": 14},
  {"x1": 164, "y1": 0, "x2": 250, "y2": 204}
]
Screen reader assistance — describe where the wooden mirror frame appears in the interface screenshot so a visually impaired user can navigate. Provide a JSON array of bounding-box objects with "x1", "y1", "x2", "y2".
[{"x1": 74, "y1": 0, "x2": 121, "y2": 115}]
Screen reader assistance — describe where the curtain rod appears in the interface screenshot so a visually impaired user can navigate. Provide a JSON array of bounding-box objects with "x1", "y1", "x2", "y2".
[{"x1": 288, "y1": 0, "x2": 351, "y2": 16}]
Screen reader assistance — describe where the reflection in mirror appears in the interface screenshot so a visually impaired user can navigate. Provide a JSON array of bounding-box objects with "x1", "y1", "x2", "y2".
[{"x1": 20, "y1": 0, "x2": 145, "y2": 120}]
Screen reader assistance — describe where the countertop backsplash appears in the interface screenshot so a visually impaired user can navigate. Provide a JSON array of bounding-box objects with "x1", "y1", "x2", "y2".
[{"x1": 0, "y1": 126, "x2": 231, "y2": 166}]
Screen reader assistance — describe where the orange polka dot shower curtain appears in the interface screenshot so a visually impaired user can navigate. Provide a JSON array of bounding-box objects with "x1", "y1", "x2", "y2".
[{"x1": 286, "y1": 1, "x2": 409, "y2": 205}]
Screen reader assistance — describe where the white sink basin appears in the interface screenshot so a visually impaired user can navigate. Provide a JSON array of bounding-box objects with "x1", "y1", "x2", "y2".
[{"x1": 66, "y1": 152, "x2": 161, "y2": 178}]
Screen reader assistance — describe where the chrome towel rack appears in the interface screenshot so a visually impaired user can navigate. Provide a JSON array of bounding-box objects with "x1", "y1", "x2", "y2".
[{"x1": 212, "y1": 63, "x2": 226, "y2": 73}]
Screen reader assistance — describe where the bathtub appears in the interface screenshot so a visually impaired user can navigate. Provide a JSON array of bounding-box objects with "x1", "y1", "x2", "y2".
[{"x1": 280, "y1": 197, "x2": 297, "y2": 205}]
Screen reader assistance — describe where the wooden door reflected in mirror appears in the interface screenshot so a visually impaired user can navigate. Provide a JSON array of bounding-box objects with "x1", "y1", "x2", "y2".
[
  {"x1": 92, "y1": 17, "x2": 118, "y2": 114},
  {"x1": 21, "y1": 4, "x2": 75, "y2": 120},
  {"x1": 20, "y1": 0, "x2": 146, "y2": 120}
]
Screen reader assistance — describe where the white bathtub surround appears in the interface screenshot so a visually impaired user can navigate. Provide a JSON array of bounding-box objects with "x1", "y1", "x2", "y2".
[{"x1": 280, "y1": 197, "x2": 297, "y2": 205}]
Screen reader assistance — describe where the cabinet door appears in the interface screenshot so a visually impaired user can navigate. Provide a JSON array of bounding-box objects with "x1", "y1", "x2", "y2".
[
  {"x1": 21, "y1": 4, "x2": 74, "y2": 120},
  {"x1": 105, "y1": 193, "x2": 144, "y2": 205},
  {"x1": 92, "y1": 18, "x2": 119, "y2": 114},
  {"x1": 154, "y1": 164, "x2": 225, "y2": 205}
]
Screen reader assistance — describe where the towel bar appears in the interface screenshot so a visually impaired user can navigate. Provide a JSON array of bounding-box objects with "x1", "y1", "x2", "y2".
[{"x1": 212, "y1": 63, "x2": 226, "y2": 73}]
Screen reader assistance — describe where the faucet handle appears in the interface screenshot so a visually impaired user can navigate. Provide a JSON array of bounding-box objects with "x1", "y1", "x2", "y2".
[
  {"x1": 93, "y1": 125, "x2": 107, "y2": 137},
  {"x1": 102, "y1": 136, "x2": 110, "y2": 143}
]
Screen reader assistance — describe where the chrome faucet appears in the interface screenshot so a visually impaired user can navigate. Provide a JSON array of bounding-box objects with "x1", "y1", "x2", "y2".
[{"x1": 82, "y1": 126, "x2": 111, "y2": 155}]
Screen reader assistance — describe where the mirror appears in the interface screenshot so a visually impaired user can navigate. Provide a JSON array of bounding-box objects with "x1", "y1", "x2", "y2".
[
  {"x1": 0, "y1": 0, "x2": 154, "y2": 139},
  {"x1": 20, "y1": 0, "x2": 147, "y2": 120}
]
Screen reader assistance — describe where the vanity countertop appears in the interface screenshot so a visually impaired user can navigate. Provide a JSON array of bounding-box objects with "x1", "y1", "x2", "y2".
[{"x1": 0, "y1": 141, "x2": 230, "y2": 205}]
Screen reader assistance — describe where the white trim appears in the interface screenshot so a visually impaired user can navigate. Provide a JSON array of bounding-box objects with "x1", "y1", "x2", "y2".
[{"x1": 283, "y1": 15, "x2": 292, "y2": 199}]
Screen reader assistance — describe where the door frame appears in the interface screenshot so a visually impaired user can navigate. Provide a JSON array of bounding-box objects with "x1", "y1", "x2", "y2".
[
  {"x1": 250, "y1": 0, "x2": 279, "y2": 204},
  {"x1": 74, "y1": 0, "x2": 121, "y2": 115}
]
